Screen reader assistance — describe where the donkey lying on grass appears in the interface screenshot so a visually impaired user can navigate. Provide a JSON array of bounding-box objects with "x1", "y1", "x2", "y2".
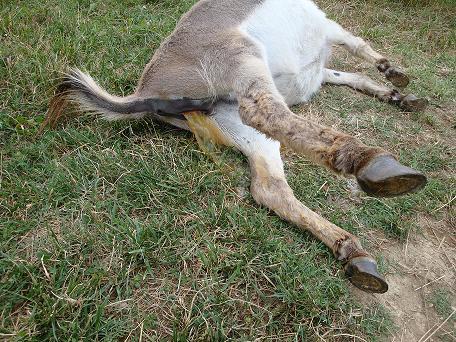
[{"x1": 45, "y1": 0, "x2": 429, "y2": 293}]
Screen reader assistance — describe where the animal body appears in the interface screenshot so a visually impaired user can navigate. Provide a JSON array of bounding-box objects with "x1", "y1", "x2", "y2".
[{"x1": 46, "y1": 0, "x2": 430, "y2": 293}]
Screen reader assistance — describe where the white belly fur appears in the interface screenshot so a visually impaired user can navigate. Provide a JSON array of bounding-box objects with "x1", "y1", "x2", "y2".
[{"x1": 240, "y1": 0, "x2": 331, "y2": 106}]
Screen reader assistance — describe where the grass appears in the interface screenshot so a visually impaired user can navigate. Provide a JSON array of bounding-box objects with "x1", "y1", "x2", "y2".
[
  {"x1": 427, "y1": 289, "x2": 456, "y2": 341},
  {"x1": 428, "y1": 289, "x2": 455, "y2": 319},
  {"x1": 1, "y1": 0, "x2": 455, "y2": 340}
]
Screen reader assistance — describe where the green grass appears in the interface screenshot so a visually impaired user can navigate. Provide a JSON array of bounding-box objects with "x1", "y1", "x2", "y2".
[
  {"x1": 428, "y1": 289, "x2": 455, "y2": 319},
  {"x1": 427, "y1": 289, "x2": 456, "y2": 341},
  {"x1": 1, "y1": 0, "x2": 455, "y2": 340}
]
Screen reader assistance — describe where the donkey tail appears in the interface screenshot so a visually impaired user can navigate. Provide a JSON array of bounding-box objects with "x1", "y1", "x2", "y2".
[{"x1": 41, "y1": 68, "x2": 212, "y2": 130}]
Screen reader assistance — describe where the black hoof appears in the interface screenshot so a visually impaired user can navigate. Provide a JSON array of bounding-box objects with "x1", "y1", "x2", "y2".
[
  {"x1": 345, "y1": 257, "x2": 389, "y2": 294},
  {"x1": 400, "y1": 94, "x2": 428, "y2": 112},
  {"x1": 357, "y1": 155, "x2": 427, "y2": 198},
  {"x1": 385, "y1": 68, "x2": 410, "y2": 88}
]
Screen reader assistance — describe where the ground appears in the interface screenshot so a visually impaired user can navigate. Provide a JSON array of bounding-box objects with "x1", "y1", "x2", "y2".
[{"x1": 0, "y1": 0, "x2": 455, "y2": 341}]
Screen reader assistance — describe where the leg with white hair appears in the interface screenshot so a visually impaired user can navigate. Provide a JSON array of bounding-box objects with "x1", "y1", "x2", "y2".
[
  {"x1": 326, "y1": 19, "x2": 414, "y2": 90},
  {"x1": 323, "y1": 69, "x2": 428, "y2": 112}
]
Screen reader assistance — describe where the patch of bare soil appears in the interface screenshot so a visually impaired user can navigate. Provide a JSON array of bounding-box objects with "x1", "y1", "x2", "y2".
[
  {"x1": 16, "y1": 220, "x2": 62, "y2": 263},
  {"x1": 353, "y1": 215, "x2": 456, "y2": 341}
]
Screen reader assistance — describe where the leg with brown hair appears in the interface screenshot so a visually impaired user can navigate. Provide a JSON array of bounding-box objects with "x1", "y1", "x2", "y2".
[
  {"x1": 230, "y1": 55, "x2": 427, "y2": 197},
  {"x1": 206, "y1": 105, "x2": 388, "y2": 293},
  {"x1": 323, "y1": 69, "x2": 428, "y2": 112}
]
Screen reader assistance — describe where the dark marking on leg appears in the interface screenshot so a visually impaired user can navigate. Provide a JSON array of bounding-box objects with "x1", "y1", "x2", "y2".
[
  {"x1": 376, "y1": 58, "x2": 391, "y2": 73},
  {"x1": 390, "y1": 89, "x2": 402, "y2": 102},
  {"x1": 328, "y1": 135, "x2": 386, "y2": 176},
  {"x1": 387, "y1": 89, "x2": 403, "y2": 105},
  {"x1": 333, "y1": 72, "x2": 341, "y2": 77},
  {"x1": 333, "y1": 235, "x2": 368, "y2": 261}
]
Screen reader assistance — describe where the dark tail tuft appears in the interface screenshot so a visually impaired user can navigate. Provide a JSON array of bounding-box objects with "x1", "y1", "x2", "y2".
[{"x1": 39, "y1": 68, "x2": 213, "y2": 133}]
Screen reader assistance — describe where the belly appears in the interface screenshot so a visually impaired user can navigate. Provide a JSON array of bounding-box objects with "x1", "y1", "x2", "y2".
[
  {"x1": 271, "y1": 49, "x2": 330, "y2": 105},
  {"x1": 241, "y1": 0, "x2": 330, "y2": 105}
]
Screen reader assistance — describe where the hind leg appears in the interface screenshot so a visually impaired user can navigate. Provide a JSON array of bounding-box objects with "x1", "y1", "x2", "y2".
[
  {"x1": 326, "y1": 19, "x2": 411, "y2": 88},
  {"x1": 324, "y1": 69, "x2": 428, "y2": 112},
  {"x1": 207, "y1": 104, "x2": 388, "y2": 293},
  {"x1": 228, "y1": 53, "x2": 427, "y2": 197}
]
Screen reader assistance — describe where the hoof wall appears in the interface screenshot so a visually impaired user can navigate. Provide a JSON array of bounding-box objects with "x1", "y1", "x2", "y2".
[
  {"x1": 385, "y1": 68, "x2": 410, "y2": 88},
  {"x1": 401, "y1": 94, "x2": 428, "y2": 112},
  {"x1": 345, "y1": 257, "x2": 389, "y2": 294},
  {"x1": 357, "y1": 155, "x2": 427, "y2": 198}
]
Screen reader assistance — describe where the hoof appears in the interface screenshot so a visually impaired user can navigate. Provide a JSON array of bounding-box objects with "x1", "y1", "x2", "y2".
[
  {"x1": 357, "y1": 155, "x2": 427, "y2": 197},
  {"x1": 385, "y1": 68, "x2": 410, "y2": 88},
  {"x1": 400, "y1": 94, "x2": 428, "y2": 112},
  {"x1": 345, "y1": 257, "x2": 389, "y2": 294}
]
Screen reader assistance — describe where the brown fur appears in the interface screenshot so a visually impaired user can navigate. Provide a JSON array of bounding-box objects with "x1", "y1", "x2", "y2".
[
  {"x1": 249, "y1": 155, "x2": 367, "y2": 261},
  {"x1": 39, "y1": 87, "x2": 74, "y2": 134},
  {"x1": 235, "y1": 69, "x2": 390, "y2": 176}
]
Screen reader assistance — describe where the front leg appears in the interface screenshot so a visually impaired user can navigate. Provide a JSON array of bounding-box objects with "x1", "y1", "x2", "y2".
[
  {"x1": 324, "y1": 69, "x2": 428, "y2": 112},
  {"x1": 326, "y1": 19, "x2": 410, "y2": 88}
]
